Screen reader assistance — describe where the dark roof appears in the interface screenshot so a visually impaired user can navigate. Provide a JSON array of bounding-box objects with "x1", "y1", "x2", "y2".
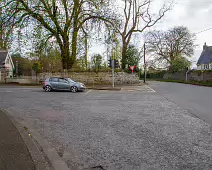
[
  {"x1": 0, "y1": 50, "x2": 8, "y2": 65},
  {"x1": 197, "y1": 46, "x2": 212, "y2": 65}
]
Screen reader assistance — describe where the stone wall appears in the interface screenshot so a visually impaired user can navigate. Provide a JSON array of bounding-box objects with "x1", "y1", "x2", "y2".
[
  {"x1": 163, "y1": 71, "x2": 212, "y2": 82},
  {"x1": 40, "y1": 72, "x2": 139, "y2": 85},
  {"x1": 4, "y1": 78, "x2": 37, "y2": 84},
  {"x1": 1, "y1": 72, "x2": 139, "y2": 84}
]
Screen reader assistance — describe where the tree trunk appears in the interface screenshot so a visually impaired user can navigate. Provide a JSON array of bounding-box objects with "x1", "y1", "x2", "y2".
[
  {"x1": 70, "y1": 28, "x2": 78, "y2": 69},
  {"x1": 0, "y1": 8, "x2": 3, "y2": 49},
  {"x1": 59, "y1": 24, "x2": 78, "y2": 71},
  {"x1": 69, "y1": 0, "x2": 80, "y2": 70},
  {"x1": 85, "y1": 35, "x2": 88, "y2": 69},
  {"x1": 121, "y1": 41, "x2": 127, "y2": 70},
  {"x1": 61, "y1": 36, "x2": 71, "y2": 70}
]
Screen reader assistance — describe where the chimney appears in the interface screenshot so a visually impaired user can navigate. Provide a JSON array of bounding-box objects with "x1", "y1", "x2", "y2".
[{"x1": 203, "y1": 42, "x2": 207, "y2": 50}]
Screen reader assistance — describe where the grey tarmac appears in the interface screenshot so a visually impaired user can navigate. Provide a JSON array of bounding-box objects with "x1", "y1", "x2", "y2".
[{"x1": 0, "y1": 86, "x2": 212, "y2": 170}]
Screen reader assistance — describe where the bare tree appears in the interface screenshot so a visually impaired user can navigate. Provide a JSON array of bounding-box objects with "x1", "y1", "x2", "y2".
[
  {"x1": 112, "y1": 0, "x2": 172, "y2": 69},
  {"x1": 145, "y1": 26, "x2": 196, "y2": 70}
]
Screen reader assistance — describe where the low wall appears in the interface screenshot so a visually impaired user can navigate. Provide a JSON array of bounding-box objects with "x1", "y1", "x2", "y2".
[
  {"x1": 4, "y1": 78, "x2": 37, "y2": 84},
  {"x1": 1, "y1": 72, "x2": 139, "y2": 84},
  {"x1": 40, "y1": 72, "x2": 139, "y2": 85},
  {"x1": 163, "y1": 71, "x2": 212, "y2": 82}
]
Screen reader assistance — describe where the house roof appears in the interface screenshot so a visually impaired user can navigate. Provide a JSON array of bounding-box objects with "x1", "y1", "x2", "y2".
[
  {"x1": 0, "y1": 50, "x2": 8, "y2": 65},
  {"x1": 197, "y1": 46, "x2": 212, "y2": 65}
]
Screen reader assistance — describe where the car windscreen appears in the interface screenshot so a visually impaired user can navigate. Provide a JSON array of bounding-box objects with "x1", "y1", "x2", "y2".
[{"x1": 66, "y1": 78, "x2": 75, "y2": 83}]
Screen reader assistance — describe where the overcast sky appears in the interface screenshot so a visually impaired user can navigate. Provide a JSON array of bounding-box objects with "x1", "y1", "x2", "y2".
[
  {"x1": 90, "y1": 0, "x2": 212, "y2": 67},
  {"x1": 157, "y1": 0, "x2": 212, "y2": 64}
]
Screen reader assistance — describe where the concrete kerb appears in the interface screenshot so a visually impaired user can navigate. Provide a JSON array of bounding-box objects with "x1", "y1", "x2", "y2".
[
  {"x1": 86, "y1": 83, "x2": 145, "y2": 91},
  {"x1": 1, "y1": 109, "x2": 70, "y2": 170},
  {"x1": 87, "y1": 87, "x2": 122, "y2": 91}
]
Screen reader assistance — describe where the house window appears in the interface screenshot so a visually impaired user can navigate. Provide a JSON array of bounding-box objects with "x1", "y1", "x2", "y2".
[
  {"x1": 6, "y1": 69, "x2": 9, "y2": 77},
  {"x1": 201, "y1": 64, "x2": 204, "y2": 70},
  {"x1": 210, "y1": 63, "x2": 212, "y2": 70},
  {"x1": 197, "y1": 65, "x2": 201, "y2": 70},
  {"x1": 204, "y1": 64, "x2": 209, "y2": 70}
]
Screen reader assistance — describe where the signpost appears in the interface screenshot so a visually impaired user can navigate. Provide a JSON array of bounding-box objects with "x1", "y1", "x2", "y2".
[
  {"x1": 16, "y1": 61, "x2": 18, "y2": 77},
  {"x1": 185, "y1": 67, "x2": 189, "y2": 82},
  {"x1": 129, "y1": 65, "x2": 136, "y2": 84},
  {"x1": 143, "y1": 43, "x2": 146, "y2": 83},
  {"x1": 108, "y1": 59, "x2": 119, "y2": 88},
  {"x1": 112, "y1": 59, "x2": 115, "y2": 88}
]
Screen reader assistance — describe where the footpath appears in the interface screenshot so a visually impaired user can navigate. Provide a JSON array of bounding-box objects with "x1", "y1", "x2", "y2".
[{"x1": 0, "y1": 110, "x2": 35, "y2": 170}]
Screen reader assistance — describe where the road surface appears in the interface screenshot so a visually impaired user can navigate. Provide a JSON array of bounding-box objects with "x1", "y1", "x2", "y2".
[
  {"x1": 149, "y1": 81, "x2": 212, "y2": 124},
  {"x1": 1, "y1": 86, "x2": 212, "y2": 169}
]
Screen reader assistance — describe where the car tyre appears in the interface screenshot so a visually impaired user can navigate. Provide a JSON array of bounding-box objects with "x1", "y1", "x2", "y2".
[
  {"x1": 71, "y1": 86, "x2": 77, "y2": 93},
  {"x1": 44, "y1": 85, "x2": 52, "y2": 92}
]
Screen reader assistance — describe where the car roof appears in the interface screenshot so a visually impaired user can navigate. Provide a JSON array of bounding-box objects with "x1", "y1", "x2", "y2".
[
  {"x1": 45, "y1": 77, "x2": 71, "y2": 81},
  {"x1": 45, "y1": 77, "x2": 60, "y2": 81}
]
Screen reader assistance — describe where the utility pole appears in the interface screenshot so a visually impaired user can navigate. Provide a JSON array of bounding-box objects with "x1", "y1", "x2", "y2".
[
  {"x1": 16, "y1": 60, "x2": 18, "y2": 77},
  {"x1": 143, "y1": 43, "x2": 146, "y2": 83},
  {"x1": 185, "y1": 67, "x2": 189, "y2": 82}
]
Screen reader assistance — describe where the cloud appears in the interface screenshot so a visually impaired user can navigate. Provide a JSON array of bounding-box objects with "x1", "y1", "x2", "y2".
[
  {"x1": 186, "y1": 0, "x2": 212, "y2": 17},
  {"x1": 150, "y1": 0, "x2": 212, "y2": 62}
]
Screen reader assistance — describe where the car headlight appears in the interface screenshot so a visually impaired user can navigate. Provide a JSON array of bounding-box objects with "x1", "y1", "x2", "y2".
[{"x1": 80, "y1": 83, "x2": 85, "y2": 87}]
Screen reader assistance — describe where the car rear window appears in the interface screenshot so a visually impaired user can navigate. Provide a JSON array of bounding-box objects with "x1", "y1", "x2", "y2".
[
  {"x1": 59, "y1": 78, "x2": 68, "y2": 83},
  {"x1": 50, "y1": 78, "x2": 59, "y2": 82}
]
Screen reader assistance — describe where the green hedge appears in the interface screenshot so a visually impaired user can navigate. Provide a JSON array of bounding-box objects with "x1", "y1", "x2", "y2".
[{"x1": 140, "y1": 71, "x2": 167, "y2": 79}]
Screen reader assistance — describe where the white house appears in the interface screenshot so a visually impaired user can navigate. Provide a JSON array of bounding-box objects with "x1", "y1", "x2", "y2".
[
  {"x1": 0, "y1": 49, "x2": 14, "y2": 81},
  {"x1": 197, "y1": 43, "x2": 212, "y2": 70}
]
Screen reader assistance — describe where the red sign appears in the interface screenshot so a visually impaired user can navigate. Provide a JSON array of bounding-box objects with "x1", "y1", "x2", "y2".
[{"x1": 129, "y1": 66, "x2": 136, "y2": 71}]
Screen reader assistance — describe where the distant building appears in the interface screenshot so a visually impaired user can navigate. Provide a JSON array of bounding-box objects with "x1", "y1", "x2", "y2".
[
  {"x1": 197, "y1": 43, "x2": 212, "y2": 70},
  {"x1": 0, "y1": 49, "x2": 14, "y2": 81}
]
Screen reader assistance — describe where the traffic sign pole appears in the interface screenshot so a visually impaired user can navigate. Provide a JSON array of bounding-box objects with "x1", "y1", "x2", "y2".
[
  {"x1": 143, "y1": 43, "x2": 146, "y2": 83},
  {"x1": 112, "y1": 60, "x2": 115, "y2": 88},
  {"x1": 129, "y1": 66, "x2": 136, "y2": 84}
]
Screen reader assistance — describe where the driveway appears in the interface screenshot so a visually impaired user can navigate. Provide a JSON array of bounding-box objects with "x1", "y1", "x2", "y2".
[{"x1": 0, "y1": 86, "x2": 212, "y2": 169}]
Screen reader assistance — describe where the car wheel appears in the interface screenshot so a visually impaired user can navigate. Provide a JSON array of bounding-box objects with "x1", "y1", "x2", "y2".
[
  {"x1": 44, "y1": 85, "x2": 52, "y2": 92},
  {"x1": 70, "y1": 86, "x2": 77, "y2": 93}
]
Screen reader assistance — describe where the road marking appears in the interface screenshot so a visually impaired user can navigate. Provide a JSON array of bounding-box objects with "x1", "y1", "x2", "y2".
[
  {"x1": 144, "y1": 85, "x2": 156, "y2": 92},
  {"x1": 128, "y1": 90, "x2": 135, "y2": 92},
  {"x1": 85, "y1": 89, "x2": 92, "y2": 94},
  {"x1": 5, "y1": 91, "x2": 13, "y2": 93}
]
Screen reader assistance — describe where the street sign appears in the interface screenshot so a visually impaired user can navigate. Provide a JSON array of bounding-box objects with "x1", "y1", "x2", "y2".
[
  {"x1": 129, "y1": 66, "x2": 136, "y2": 71},
  {"x1": 129, "y1": 66, "x2": 136, "y2": 84}
]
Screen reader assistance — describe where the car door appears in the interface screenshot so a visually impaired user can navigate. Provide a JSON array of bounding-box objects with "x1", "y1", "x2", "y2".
[
  {"x1": 58, "y1": 78, "x2": 70, "y2": 90},
  {"x1": 49, "y1": 78, "x2": 59, "y2": 90}
]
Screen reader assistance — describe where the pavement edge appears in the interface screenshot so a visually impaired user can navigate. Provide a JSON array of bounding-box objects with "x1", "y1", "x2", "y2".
[{"x1": 1, "y1": 109, "x2": 70, "y2": 170}]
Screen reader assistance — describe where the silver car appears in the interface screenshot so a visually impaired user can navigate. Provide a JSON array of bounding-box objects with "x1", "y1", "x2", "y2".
[{"x1": 43, "y1": 77, "x2": 86, "y2": 92}]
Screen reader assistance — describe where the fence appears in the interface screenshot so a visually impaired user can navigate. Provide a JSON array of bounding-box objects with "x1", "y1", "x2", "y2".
[{"x1": 163, "y1": 71, "x2": 212, "y2": 82}]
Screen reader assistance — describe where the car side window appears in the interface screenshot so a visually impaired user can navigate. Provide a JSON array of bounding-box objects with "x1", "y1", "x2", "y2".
[
  {"x1": 50, "y1": 78, "x2": 59, "y2": 82},
  {"x1": 59, "y1": 78, "x2": 68, "y2": 83}
]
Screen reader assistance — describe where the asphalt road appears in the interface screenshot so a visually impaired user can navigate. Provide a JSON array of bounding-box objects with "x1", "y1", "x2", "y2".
[
  {"x1": 149, "y1": 81, "x2": 212, "y2": 124},
  {"x1": 1, "y1": 86, "x2": 212, "y2": 169}
]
